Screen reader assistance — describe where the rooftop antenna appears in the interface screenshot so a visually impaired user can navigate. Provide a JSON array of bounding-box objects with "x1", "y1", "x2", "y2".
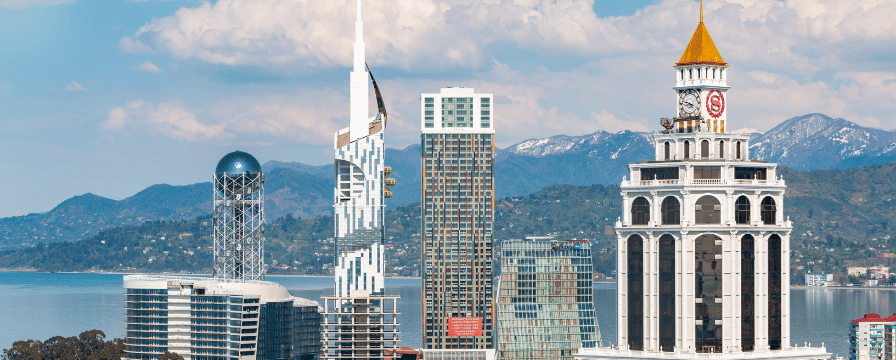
[{"x1": 700, "y1": 0, "x2": 704, "y2": 23}]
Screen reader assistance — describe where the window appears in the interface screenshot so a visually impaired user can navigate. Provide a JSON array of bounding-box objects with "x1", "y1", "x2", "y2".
[
  {"x1": 684, "y1": 141, "x2": 690, "y2": 159},
  {"x1": 641, "y1": 167, "x2": 679, "y2": 181},
  {"x1": 769, "y1": 234, "x2": 783, "y2": 350},
  {"x1": 761, "y1": 197, "x2": 777, "y2": 225},
  {"x1": 628, "y1": 235, "x2": 644, "y2": 351},
  {"x1": 719, "y1": 140, "x2": 725, "y2": 158},
  {"x1": 695, "y1": 196, "x2": 721, "y2": 224},
  {"x1": 694, "y1": 166, "x2": 721, "y2": 179},
  {"x1": 735, "y1": 196, "x2": 750, "y2": 224},
  {"x1": 659, "y1": 234, "x2": 675, "y2": 352},
  {"x1": 701, "y1": 140, "x2": 710, "y2": 158},
  {"x1": 695, "y1": 234, "x2": 722, "y2": 353},
  {"x1": 736, "y1": 141, "x2": 742, "y2": 159},
  {"x1": 631, "y1": 197, "x2": 650, "y2": 225},
  {"x1": 735, "y1": 167, "x2": 767, "y2": 180},
  {"x1": 661, "y1": 197, "x2": 680, "y2": 225},
  {"x1": 742, "y1": 235, "x2": 755, "y2": 351},
  {"x1": 664, "y1": 142, "x2": 670, "y2": 160}
]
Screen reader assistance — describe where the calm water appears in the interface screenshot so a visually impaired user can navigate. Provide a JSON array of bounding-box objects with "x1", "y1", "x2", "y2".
[{"x1": 0, "y1": 272, "x2": 888, "y2": 358}]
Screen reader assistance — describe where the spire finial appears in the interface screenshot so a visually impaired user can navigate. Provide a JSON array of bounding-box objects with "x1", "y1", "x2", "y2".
[
  {"x1": 357, "y1": 0, "x2": 361, "y2": 21},
  {"x1": 700, "y1": 0, "x2": 703, "y2": 23}
]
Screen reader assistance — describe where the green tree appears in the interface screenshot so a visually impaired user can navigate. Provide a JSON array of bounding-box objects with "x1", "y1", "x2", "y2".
[{"x1": 158, "y1": 352, "x2": 185, "y2": 360}]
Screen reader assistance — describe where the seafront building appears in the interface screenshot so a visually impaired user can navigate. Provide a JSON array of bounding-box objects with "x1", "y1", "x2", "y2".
[
  {"x1": 124, "y1": 151, "x2": 322, "y2": 360},
  {"x1": 576, "y1": 2, "x2": 828, "y2": 359},
  {"x1": 496, "y1": 238, "x2": 600, "y2": 360},
  {"x1": 124, "y1": 276, "x2": 321, "y2": 360},
  {"x1": 420, "y1": 87, "x2": 496, "y2": 358},
  {"x1": 849, "y1": 313, "x2": 896, "y2": 360},
  {"x1": 805, "y1": 273, "x2": 834, "y2": 287},
  {"x1": 321, "y1": 1, "x2": 400, "y2": 358}
]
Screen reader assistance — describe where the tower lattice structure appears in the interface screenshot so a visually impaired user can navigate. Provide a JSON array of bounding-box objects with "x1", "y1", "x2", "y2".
[{"x1": 213, "y1": 151, "x2": 265, "y2": 282}]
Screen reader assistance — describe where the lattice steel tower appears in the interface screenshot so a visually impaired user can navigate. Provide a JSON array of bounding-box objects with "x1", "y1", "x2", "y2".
[{"x1": 213, "y1": 150, "x2": 265, "y2": 281}]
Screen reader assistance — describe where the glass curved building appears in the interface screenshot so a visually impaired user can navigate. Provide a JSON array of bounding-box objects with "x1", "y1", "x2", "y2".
[{"x1": 496, "y1": 239, "x2": 600, "y2": 360}]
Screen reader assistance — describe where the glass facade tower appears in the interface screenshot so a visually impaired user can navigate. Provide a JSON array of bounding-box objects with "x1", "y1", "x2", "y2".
[
  {"x1": 496, "y1": 239, "x2": 600, "y2": 360},
  {"x1": 421, "y1": 87, "x2": 495, "y2": 351}
]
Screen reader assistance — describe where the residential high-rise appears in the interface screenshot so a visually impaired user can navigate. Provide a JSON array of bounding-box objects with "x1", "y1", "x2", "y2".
[
  {"x1": 213, "y1": 150, "x2": 265, "y2": 281},
  {"x1": 496, "y1": 239, "x2": 600, "y2": 360},
  {"x1": 124, "y1": 151, "x2": 321, "y2": 360},
  {"x1": 576, "y1": 2, "x2": 829, "y2": 359},
  {"x1": 421, "y1": 87, "x2": 495, "y2": 356},
  {"x1": 849, "y1": 313, "x2": 896, "y2": 360},
  {"x1": 322, "y1": 1, "x2": 400, "y2": 359}
]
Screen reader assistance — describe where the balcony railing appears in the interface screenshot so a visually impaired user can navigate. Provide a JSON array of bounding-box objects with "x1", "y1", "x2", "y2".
[{"x1": 622, "y1": 178, "x2": 784, "y2": 187}]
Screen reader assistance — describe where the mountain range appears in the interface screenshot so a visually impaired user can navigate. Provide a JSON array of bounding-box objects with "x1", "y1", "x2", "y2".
[{"x1": 2, "y1": 113, "x2": 894, "y2": 249}]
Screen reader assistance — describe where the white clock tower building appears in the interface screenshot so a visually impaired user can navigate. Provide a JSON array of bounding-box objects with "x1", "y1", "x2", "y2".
[{"x1": 577, "y1": 2, "x2": 830, "y2": 360}]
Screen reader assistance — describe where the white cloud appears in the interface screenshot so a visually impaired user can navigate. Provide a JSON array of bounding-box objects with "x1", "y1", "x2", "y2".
[
  {"x1": 65, "y1": 81, "x2": 87, "y2": 92},
  {"x1": 125, "y1": 0, "x2": 896, "y2": 73},
  {"x1": 136, "y1": 61, "x2": 162, "y2": 73},
  {"x1": 119, "y1": 37, "x2": 153, "y2": 54},
  {"x1": 102, "y1": 90, "x2": 347, "y2": 143},
  {"x1": 0, "y1": 0, "x2": 73, "y2": 9}
]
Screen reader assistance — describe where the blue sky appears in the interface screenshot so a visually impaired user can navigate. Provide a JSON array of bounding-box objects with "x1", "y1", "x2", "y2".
[{"x1": 2, "y1": 0, "x2": 896, "y2": 218}]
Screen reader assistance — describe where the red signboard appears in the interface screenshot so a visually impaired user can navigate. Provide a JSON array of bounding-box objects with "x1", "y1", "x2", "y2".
[{"x1": 447, "y1": 317, "x2": 482, "y2": 337}]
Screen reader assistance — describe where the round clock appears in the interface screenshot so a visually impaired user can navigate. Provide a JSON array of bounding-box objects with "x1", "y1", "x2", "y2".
[
  {"x1": 679, "y1": 89, "x2": 700, "y2": 117},
  {"x1": 706, "y1": 90, "x2": 725, "y2": 118}
]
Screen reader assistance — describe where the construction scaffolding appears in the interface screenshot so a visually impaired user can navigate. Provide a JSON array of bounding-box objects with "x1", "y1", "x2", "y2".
[{"x1": 322, "y1": 294, "x2": 400, "y2": 360}]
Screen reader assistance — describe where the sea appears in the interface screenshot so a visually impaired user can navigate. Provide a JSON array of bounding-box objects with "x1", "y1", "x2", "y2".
[{"x1": 0, "y1": 271, "x2": 890, "y2": 358}]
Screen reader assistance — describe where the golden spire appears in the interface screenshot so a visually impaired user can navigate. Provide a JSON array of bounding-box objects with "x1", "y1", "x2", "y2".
[{"x1": 676, "y1": 0, "x2": 726, "y2": 66}]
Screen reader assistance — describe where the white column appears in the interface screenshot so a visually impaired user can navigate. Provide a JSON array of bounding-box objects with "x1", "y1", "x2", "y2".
[
  {"x1": 682, "y1": 231, "x2": 696, "y2": 352},
  {"x1": 755, "y1": 233, "x2": 769, "y2": 351},
  {"x1": 647, "y1": 232, "x2": 658, "y2": 351},
  {"x1": 782, "y1": 232, "x2": 792, "y2": 349},
  {"x1": 618, "y1": 231, "x2": 628, "y2": 347}
]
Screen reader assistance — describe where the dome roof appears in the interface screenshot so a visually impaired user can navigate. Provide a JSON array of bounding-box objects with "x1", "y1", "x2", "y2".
[{"x1": 215, "y1": 151, "x2": 262, "y2": 178}]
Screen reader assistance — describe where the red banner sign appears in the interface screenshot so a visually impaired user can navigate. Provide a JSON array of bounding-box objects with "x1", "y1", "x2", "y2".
[{"x1": 447, "y1": 317, "x2": 482, "y2": 337}]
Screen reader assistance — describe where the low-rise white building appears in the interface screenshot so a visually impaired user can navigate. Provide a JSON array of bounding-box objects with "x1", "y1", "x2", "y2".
[{"x1": 806, "y1": 274, "x2": 834, "y2": 286}]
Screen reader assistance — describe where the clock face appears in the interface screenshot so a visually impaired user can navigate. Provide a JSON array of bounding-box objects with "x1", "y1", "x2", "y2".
[
  {"x1": 706, "y1": 90, "x2": 725, "y2": 118},
  {"x1": 679, "y1": 89, "x2": 701, "y2": 117}
]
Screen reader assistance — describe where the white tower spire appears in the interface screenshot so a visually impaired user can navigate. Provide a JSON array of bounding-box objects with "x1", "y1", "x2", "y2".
[{"x1": 349, "y1": 0, "x2": 369, "y2": 141}]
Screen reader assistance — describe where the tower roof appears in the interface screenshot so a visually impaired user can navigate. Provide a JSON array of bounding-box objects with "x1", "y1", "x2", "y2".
[
  {"x1": 676, "y1": 2, "x2": 726, "y2": 66},
  {"x1": 215, "y1": 151, "x2": 262, "y2": 178}
]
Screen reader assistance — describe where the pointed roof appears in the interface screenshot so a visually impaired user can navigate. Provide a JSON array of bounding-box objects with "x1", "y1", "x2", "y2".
[{"x1": 676, "y1": 2, "x2": 727, "y2": 66}]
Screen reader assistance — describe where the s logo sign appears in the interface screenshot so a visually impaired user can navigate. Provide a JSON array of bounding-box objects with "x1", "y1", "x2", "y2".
[{"x1": 706, "y1": 90, "x2": 725, "y2": 118}]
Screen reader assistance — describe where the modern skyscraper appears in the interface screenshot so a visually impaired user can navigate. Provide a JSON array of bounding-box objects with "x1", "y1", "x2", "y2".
[
  {"x1": 213, "y1": 150, "x2": 265, "y2": 281},
  {"x1": 322, "y1": 1, "x2": 400, "y2": 358},
  {"x1": 421, "y1": 87, "x2": 495, "y2": 355},
  {"x1": 496, "y1": 239, "x2": 600, "y2": 360},
  {"x1": 576, "y1": 2, "x2": 829, "y2": 359},
  {"x1": 124, "y1": 151, "x2": 321, "y2": 360}
]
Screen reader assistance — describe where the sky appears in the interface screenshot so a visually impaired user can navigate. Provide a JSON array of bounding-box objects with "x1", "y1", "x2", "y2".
[{"x1": 2, "y1": 0, "x2": 896, "y2": 218}]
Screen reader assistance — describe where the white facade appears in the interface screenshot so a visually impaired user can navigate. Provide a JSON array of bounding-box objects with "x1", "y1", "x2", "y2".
[
  {"x1": 576, "y1": 6, "x2": 829, "y2": 360},
  {"x1": 123, "y1": 275, "x2": 320, "y2": 360},
  {"x1": 420, "y1": 87, "x2": 494, "y2": 135},
  {"x1": 805, "y1": 274, "x2": 834, "y2": 287},
  {"x1": 333, "y1": 0, "x2": 387, "y2": 299}
]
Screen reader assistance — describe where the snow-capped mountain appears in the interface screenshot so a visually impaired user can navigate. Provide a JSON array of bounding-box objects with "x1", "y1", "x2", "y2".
[{"x1": 749, "y1": 113, "x2": 896, "y2": 170}]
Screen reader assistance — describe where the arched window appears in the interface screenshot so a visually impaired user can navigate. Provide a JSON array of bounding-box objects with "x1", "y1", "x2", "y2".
[
  {"x1": 735, "y1": 196, "x2": 751, "y2": 224},
  {"x1": 736, "y1": 141, "x2": 742, "y2": 159},
  {"x1": 696, "y1": 233, "x2": 723, "y2": 353},
  {"x1": 661, "y1": 197, "x2": 680, "y2": 225},
  {"x1": 628, "y1": 234, "x2": 644, "y2": 351},
  {"x1": 631, "y1": 197, "x2": 650, "y2": 225},
  {"x1": 761, "y1": 197, "x2": 777, "y2": 225},
  {"x1": 701, "y1": 140, "x2": 710, "y2": 159},
  {"x1": 659, "y1": 234, "x2": 676, "y2": 352},
  {"x1": 695, "y1": 196, "x2": 721, "y2": 224},
  {"x1": 664, "y1": 142, "x2": 671, "y2": 160},
  {"x1": 741, "y1": 234, "x2": 755, "y2": 351},
  {"x1": 684, "y1": 141, "x2": 691, "y2": 159},
  {"x1": 719, "y1": 140, "x2": 725, "y2": 159},
  {"x1": 769, "y1": 234, "x2": 782, "y2": 350}
]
